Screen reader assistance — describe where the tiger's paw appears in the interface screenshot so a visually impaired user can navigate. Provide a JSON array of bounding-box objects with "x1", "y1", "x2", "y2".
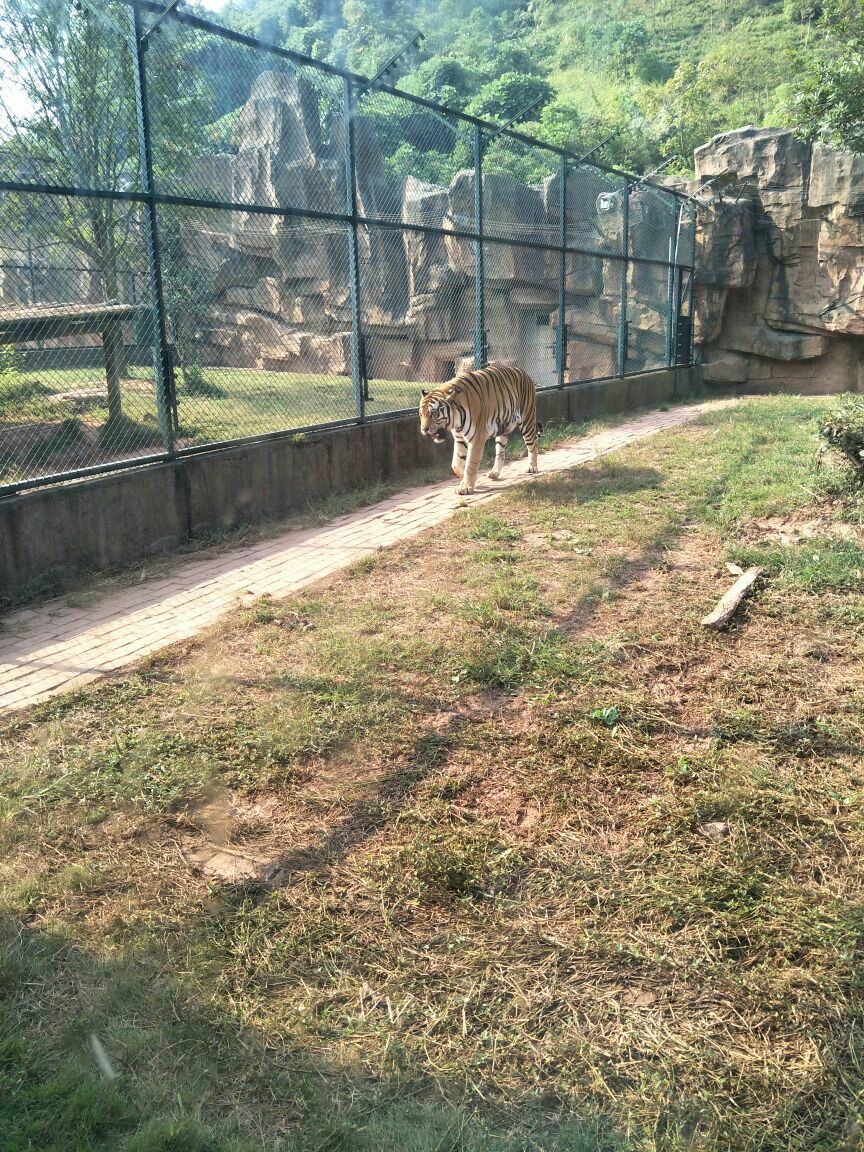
[
  {"x1": 456, "y1": 483, "x2": 475, "y2": 496},
  {"x1": 527, "y1": 464, "x2": 538, "y2": 474},
  {"x1": 488, "y1": 470, "x2": 500, "y2": 481}
]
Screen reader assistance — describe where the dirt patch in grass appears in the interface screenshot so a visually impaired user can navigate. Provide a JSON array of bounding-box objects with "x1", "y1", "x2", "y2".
[{"x1": 745, "y1": 506, "x2": 864, "y2": 546}]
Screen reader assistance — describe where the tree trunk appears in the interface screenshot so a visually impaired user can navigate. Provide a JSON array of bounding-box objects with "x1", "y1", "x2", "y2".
[{"x1": 93, "y1": 211, "x2": 123, "y2": 424}]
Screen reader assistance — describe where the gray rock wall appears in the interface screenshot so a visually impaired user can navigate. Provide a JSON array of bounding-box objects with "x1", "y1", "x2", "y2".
[
  {"x1": 182, "y1": 70, "x2": 677, "y2": 386},
  {"x1": 691, "y1": 126, "x2": 864, "y2": 392}
]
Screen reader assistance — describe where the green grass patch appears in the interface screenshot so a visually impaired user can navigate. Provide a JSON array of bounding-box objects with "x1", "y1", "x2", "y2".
[
  {"x1": 4, "y1": 395, "x2": 864, "y2": 1150},
  {"x1": 731, "y1": 536, "x2": 864, "y2": 592}
]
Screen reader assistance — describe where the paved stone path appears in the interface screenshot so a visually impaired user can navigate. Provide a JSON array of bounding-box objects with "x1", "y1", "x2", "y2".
[{"x1": 0, "y1": 400, "x2": 734, "y2": 714}]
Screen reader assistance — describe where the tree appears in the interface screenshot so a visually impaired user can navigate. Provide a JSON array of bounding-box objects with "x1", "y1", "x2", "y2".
[
  {"x1": 411, "y1": 56, "x2": 472, "y2": 107},
  {"x1": 0, "y1": 0, "x2": 211, "y2": 422},
  {"x1": 467, "y1": 72, "x2": 554, "y2": 123},
  {"x1": 787, "y1": 0, "x2": 864, "y2": 151},
  {"x1": 643, "y1": 21, "x2": 796, "y2": 166}
]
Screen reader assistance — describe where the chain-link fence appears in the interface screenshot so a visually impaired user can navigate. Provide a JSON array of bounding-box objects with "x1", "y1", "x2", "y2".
[{"x1": 0, "y1": 0, "x2": 695, "y2": 493}]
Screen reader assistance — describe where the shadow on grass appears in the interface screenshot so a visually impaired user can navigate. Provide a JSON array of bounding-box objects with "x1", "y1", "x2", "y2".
[
  {"x1": 519, "y1": 441, "x2": 764, "y2": 638},
  {"x1": 199, "y1": 453, "x2": 761, "y2": 889},
  {"x1": 0, "y1": 913, "x2": 633, "y2": 1152},
  {"x1": 516, "y1": 465, "x2": 665, "y2": 508}
]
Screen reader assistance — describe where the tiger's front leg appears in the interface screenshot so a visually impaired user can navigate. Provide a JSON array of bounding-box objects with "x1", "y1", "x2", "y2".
[
  {"x1": 456, "y1": 436, "x2": 485, "y2": 495},
  {"x1": 488, "y1": 434, "x2": 508, "y2": 481},
  {"x1": 451, "y1": 435, "x2": 467, "y2": 479}
]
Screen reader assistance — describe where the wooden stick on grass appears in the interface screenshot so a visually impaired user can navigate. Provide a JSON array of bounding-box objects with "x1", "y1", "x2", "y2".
[{"x1": 701, "y1": 566, "x2": 763, "y2": 629}]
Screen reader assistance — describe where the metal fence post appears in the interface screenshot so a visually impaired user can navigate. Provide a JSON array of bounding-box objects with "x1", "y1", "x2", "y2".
[
  {"x1": 474, "y1": 122, "x2": 486, "y2": 370},
  {"x1": 131, "y1": 0, "x2": 175, "y2": 455},
  {"x1": 690, "y1": 203, "x2": 698, "y2": 366},
  {"x1": 666, "y1": 200, "x2": 683, "y2": 367},
  {"x1": 617, "y1": 179, "x2": 630, "y2": 378},
  {"x1": 343, "y1": 76, "x2": 366, "y2": 422},
  {"x1": 665, "y1": 235, "x2": 675, "y2": 368},
  {"x1": 557, "y1": 154, "x2": 566, "y2": 389}
]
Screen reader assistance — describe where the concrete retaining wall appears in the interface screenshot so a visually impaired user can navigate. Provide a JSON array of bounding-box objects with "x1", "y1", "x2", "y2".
[{"x1": 0, "y1": 367, "x2": 700, "y2": 604}]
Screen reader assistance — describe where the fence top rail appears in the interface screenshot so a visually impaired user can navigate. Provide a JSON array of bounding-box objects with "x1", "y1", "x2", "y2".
[{"x1": 129, "y1": 0, "x2": 690, "y2": 203}]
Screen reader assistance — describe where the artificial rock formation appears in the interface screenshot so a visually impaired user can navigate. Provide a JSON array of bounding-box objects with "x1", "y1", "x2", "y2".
[
  {"x1": 182, "y1": 69, "x2": 676, "y2": 387},
  {"x1": 690, "y1": 126, "x2": 864, "y2": 392}
]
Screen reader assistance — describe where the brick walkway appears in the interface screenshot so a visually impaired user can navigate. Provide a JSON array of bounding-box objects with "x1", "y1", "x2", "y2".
[{"x1": 0, "y1": 399, "x2": 733, "y2": 714}]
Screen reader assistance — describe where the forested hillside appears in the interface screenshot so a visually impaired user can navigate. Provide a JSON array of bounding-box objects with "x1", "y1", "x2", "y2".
[{"x1": 207, "y1": 0, "x2": 859, "y2": 173}]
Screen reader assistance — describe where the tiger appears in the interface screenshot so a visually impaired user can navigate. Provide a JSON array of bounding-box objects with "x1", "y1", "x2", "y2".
[{"x1": 419, "y1": 364, "x2": 542, "y2": 495}]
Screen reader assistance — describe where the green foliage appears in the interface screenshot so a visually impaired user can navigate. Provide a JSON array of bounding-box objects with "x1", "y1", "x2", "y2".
[
  {"x1": 412, "y1": 55, "x2": 472, "y2": 105},
  {"x1": 158, "y1": 211, "x2": 217, "y2": 394},
  {"x1": 0, "y1": 1035, "x2": 133, "y2": 1152},
  {"x1": 819, "y1": 393, "x2": 864, "y2": 482},
  {"x1": 466, "y1": 72, "x2": 554, "y2": 122},
  {"x1": 589, "y1": 705, "x2": 621, "y2": 729},
  {"x1": 376, "y1": 825, "x2": 521, "y2": 903},
  {"x1": 386, "y1": 142, "x2": 460, "y2": 183},
  {"x1": 0, "y1": 345, "x2": 27, "y2": 416},
  {"x1": 787, "y1": 0, "x2": 864, "y2": 150},
  {"x1": 222, "y1": 0, "x2": 823, "y2": 174}
]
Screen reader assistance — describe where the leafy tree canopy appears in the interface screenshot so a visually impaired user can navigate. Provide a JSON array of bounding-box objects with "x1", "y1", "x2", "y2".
[
  {"x1": 787, "y1": 0, "x2": 864, "y2": 152},
  {"x1": 208, "y1": 0, "x2": 848, "y2": 174}
]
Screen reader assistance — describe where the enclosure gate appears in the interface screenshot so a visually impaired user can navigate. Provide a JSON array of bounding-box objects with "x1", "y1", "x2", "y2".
[{"x1": 0, "y1": 0, "x2": 696, "y2": 494}]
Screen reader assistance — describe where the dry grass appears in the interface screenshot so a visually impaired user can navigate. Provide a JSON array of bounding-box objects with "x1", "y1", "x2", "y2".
[{"x1": 3, "y1": 395, "x2": 864, "y2": 1151}]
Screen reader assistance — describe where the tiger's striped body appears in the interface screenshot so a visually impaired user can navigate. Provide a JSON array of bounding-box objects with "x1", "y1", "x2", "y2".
[{"x1": 419, "y1": 364, "x2": 541, "y2": 495}]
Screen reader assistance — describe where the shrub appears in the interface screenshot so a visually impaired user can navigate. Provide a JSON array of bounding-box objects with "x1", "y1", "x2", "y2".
[
  {"x1": 179, "y1": 360, "x2": 223, "y2": 398},
  {"x1": 0, "y1": 344, "x2": 27, "y2": 416},
  {"x1": 819, "y1": 394, "x2": 864, "y2": 483}
]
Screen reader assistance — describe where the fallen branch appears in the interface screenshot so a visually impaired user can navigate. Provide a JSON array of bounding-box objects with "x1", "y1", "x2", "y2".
[{"x1": 701, "y1": 566, "x2": 763, "y2": 629}]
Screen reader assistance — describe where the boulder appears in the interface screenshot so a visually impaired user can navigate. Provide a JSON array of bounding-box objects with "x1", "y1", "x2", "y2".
[
  {"x1": 213, "y1": 251, "x2": 281, "y2": 295},
  {"x1": 693, "y1": 285, "x2": 728, "y2": 345},
  {"x1": 233, "y1": 71, "x2": 319, "y2": 165},
  {"x1": 695, "y1": 198, "x2": 756, "y2": 289},
  {"x1": 703, "y1": 350, "x2": 750, "y2": 384},
  {"x1": 445, "y1": 170, "x2": 547, "y2": 287},
  {"x1": 402, "y1": 176, "x2": 463, "y2": 300},
  {"x1": 259, "y1": 332, "x2": 351, "y2": 375},
  {"x1": 694, "y1": 127, "x2": 809, "y2": 191},
  {"x1": 557, "y1": 297, "x2": 619, "y2": 348},
  {"x1": 692, "y1": 126, "x2": 864, "y2": 389},
  {"x1": 223, "y1": 277, "x2": 281, "y2": 316},
  {"x1": 204, "y1": 305, "x2": 350, "y2": 373},
  {"x1": 566, "y1": 335, "x2": 616, "y2": 381},
  {"x1": 541, "y1": 167, "x2": 612, "y2": 251},
  {"x1": 808, "y1": 144, "x2": 864, "y2": 214},
  {"x1": 719, "y1": 322, "x2": 827, "y2": 361}
]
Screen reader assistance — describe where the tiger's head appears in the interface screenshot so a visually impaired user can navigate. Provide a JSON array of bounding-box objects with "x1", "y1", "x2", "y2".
[{"x1": 419, "y1": 382, "x2": 461, "y2": 444}]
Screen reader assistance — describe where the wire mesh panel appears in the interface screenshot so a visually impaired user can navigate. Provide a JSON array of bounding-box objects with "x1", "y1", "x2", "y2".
[
  {"x1": 157, "y1": 203, "x2": 356, "y2": 444},
  {"x1": 360, "y1": 224, "x2": 474, "y2": 413},
  {"x1": 626, "y1": 258, "x2": 671, "y2": 374},
  {"x1": 559, "y1": 253, "x2": 620, "y2": 384},
  {"x1": 481, "y1": 135, "x2": 559, "y2": 248},
  {"x1": 142, "y1": 13, "x2": 346, "y2": 217},
  {"x1": 0, "y1": 0, "x2": 142, "y2": 194},
  {"x1": 676, "y1": 268, "x2": 694, "y2": 367},
  {"x1": 354, "y1": 88, "x2": 472, "y2": 229},
  {"x1": 0, "y1": 0, "x2": 695, "y2": 494},
  {"x1": 621, "y1": 184, "x2": 684, "y2": 375},
  {"x1": 563, "y1": 165, "x2": 628, "y2": 259},
  {"x1": 0, "y1": 190, "x2": 162, "y2": 488},
  {"x1": 677, "y1": 202, "x2": 697, "y2": 271},
  {"x1": 628, "y1": 185, "x2": 679, "y2": 265},
  {"x1": 483, "y1": 237, "x2": 558, "y2": 390}
]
